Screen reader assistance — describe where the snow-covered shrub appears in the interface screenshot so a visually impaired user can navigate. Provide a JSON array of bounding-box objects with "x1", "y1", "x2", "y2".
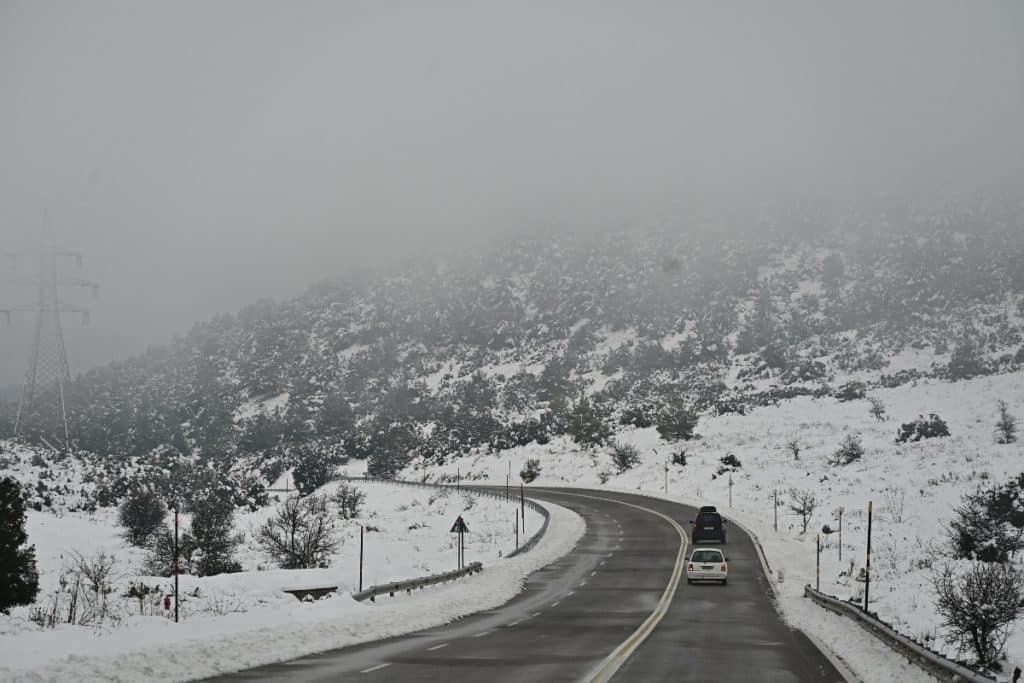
[
  {"x1": 611, "y1": 441, "x2": 640, "y2": 473},
  {"x1": 118, "y1": 489, "x2": 167, "y2": 546},
  {"x1": 519, "y1": 458, "x2": 541, "y2": 483},
  {"x1": 948, "y1": 477, "x2": 1024, "y2": 563},
  {"x1": 896, "y1": 414, "x2": 950, "y2": 443},
  {"x1": 829, "y1": 434, "x2": 864, "y2": 465},
  {"x1": 933, "y1": 561, "x2": 1024, "y2": 668},
  {"x1": 834, "y1": 381, "x2": 867, "y2": 402},
  {"x1": 994, "y1": 400, "x2": 1017, "y2": 444}
]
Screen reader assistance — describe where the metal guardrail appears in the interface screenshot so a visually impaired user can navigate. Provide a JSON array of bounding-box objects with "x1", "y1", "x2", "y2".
[
  {"x1": 353, "y1": 562, "x2": 483, "y2": 602},
  {"x1": 803, "y1": 585, "x2": 995, "y2": 683}
]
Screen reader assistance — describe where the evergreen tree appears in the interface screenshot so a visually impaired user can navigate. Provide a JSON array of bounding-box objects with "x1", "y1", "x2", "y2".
[
  {"x1": 118, "y1": 489, "x2": 167, "y2": 546},
  {"x1": 656, "y1": 399, "x2": 699, "y2": 442},
  {"x1": 316, "y1": 392, "x2": 355, "y2": 439},
  {"x1": 189, "y1": 495, "x2": 240, "y2": 576},
  {"x1": 565, "y1": 396, "x2": 612, "y2": 447},
  {"x1": 948, "y1": 337, "x2": 985, "y2": 380},
  {"x1": 0, "y1": 477, "x2": 39, "y2": 612}
]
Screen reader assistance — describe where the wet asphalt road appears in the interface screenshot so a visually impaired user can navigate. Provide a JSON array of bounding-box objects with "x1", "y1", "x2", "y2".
[{"x1": 213, "y1": 488, "x2": 843, "y2": 683}]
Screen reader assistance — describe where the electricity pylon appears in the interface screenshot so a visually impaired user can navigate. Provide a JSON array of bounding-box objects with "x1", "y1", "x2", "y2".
[{"x1": 2, "y1": 225, "x2": 98, "y2": 451}]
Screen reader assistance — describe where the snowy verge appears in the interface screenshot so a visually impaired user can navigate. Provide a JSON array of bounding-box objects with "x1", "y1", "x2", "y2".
[{"x1": 0, "y1": 499, "x2": 585, "y2": 683}]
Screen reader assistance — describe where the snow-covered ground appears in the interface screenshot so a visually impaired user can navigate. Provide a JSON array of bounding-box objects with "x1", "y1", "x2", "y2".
[
  {"x1": 0, "y1": 480, "x2": 573, "y2": 682},
  {"x1": 405, "y1": 370, "x2": 1024, "y2": 681}
]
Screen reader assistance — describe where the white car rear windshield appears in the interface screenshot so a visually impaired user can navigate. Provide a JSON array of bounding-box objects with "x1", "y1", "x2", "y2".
[{"x1": 691, "y1": 550, "x2": 723, "y2": 563}]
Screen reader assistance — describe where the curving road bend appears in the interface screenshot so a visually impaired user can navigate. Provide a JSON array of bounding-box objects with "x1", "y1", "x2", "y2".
[{"x1": 214, "y1": 488, "x2": 843, "y2": 682}]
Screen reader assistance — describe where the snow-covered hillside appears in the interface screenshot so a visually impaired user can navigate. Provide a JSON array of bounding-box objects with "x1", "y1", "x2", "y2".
[
  {"x1": 404, "y1": 370, "x2": 1024, "y2": 677},
  {"x1": 0, "y1": 479, "x2": 561, "y2": 681}
]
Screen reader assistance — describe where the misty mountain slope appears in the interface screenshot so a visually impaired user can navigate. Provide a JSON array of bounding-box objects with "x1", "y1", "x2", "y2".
[{"x1": 1, "y1": 202, "x2": 1023, "y2": 510}]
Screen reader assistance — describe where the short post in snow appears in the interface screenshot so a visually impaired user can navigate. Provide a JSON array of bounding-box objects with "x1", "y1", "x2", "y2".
[
  {"x1": 664, "y1": 460, "x2": 669, "y2": 495},
  {"x1": 837, "y1": 506, "x2": 844, "y2": 563},
  {"x1": 773, "y1": 490, "x2": 779, "y2": 532},
  {"x1": 359, "y1": 525, "x2": 365, "y2": 592},
  {"x1": 864, "y1": 500, "x2": 873, "y2": 612},
  {"x1": 173, "y1": 505, "x2": 180, "y2": 623},
  {"x1": 456, "y1": 468, "x2": 460, "y2": 490},
  {"x1": 728, "y1": 474, "x2": 733, "y2": 508},
  {"x1": 815, "y1": 533, "x2": 821, "y2": 592},
  {"x1": 515, "y1": 509, "x2": 519, "y2": 550},
  {"x1": 520, "y1": 483, "x2": 525, "y2": 534}
]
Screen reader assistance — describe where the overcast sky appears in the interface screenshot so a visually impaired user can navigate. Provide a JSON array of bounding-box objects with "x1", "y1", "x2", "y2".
[{"x1": 1, "y1": 1, "x2": 1022, "y2": 386}]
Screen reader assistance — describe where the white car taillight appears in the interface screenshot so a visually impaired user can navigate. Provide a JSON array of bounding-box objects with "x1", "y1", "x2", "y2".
[{"x1": 721, "y1": 564, "x2": 727, "y2": 571}]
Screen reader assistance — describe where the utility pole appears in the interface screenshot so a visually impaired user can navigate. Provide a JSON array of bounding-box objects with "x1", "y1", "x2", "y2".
[{"x1": 2, "y1": 222, "x2": 98, "y2": 451}]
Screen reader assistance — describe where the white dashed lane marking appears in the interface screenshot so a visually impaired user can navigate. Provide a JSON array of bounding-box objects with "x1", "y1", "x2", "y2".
[
  {"x1": 361, "y1": 664, "x2": 391, "y2": 674},
  {"x1": 426, "y1": 643, "x2": 448, "y2": 651}
]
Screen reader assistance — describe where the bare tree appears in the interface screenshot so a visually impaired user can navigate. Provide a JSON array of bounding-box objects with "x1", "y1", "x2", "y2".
[
  {"x1": 258, "y1": 494, "x2": 339, "y2": 569},
  {"x1": 789, "y1": 489, "x2": 817, "y2": 534},
  {"x1": 784, "y1": 439, "x2": 801, "y2": 460},
  {"x1": 995, "y1": 400, "x2": 1017, "y2": 444},
  {"x1": 933, "y1": 562, "x2": 1024, "y2": 668},
  {"x1": 868, "y1": 396, "x2": 887, "y2": 422},
  {"x1": 332, "y1": 482, "x2": 366, "y2": 520}
]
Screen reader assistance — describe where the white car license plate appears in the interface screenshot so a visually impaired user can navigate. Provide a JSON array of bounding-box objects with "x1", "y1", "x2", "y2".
[{"x1": 702, "y1": 565, "x2": 714, "y2": 570}]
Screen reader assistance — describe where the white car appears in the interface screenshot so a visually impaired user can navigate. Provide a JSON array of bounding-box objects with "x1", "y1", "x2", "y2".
[{"x1": 686, "y1": 547, "x2": 728, "y2": 585}]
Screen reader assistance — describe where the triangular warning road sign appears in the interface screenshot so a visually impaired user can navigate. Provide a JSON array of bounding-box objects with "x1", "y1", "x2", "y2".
[{"x1": 450, "y1": 515, "x2": 469, "y2": 533}]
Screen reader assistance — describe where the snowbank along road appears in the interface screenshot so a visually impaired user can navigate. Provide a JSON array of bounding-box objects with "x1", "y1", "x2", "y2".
[{"x1": 216, "y1": 487, "x2": 844, "y2": 682}]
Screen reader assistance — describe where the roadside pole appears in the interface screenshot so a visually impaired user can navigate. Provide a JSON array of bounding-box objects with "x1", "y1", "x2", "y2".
[
  {"x1": 864, "y1": 500, "x2": 873, "y2": 612},
  {"x1": 515, "y1": 510, "x2": 519, "y2": 550},
  {"x1": 816, "y1": 533, "x2": 821, "y2": 591},
  {"x1": 773, "y1": 490, "x2": 778, "y2": 532},
  {"x1": 837, "y1": 506, "x2": 844, "y2": 562},
  {"x1": 359, "y1": 525, "x2": 364, "y2": 592},
  {"x1": 728, "y1": 474, "x2": 733, "y2": 507},
  {"x1": 520, "y1": 483, "x2": 525, "y2": 534},
  {"x1": 173, "y1": 507, "x2": 179, "y2": 624}
]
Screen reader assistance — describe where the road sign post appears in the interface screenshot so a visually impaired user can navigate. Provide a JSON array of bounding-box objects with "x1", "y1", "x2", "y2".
[{"x1": 450, "y1": 515, "x2": 469, "y2": 570}]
